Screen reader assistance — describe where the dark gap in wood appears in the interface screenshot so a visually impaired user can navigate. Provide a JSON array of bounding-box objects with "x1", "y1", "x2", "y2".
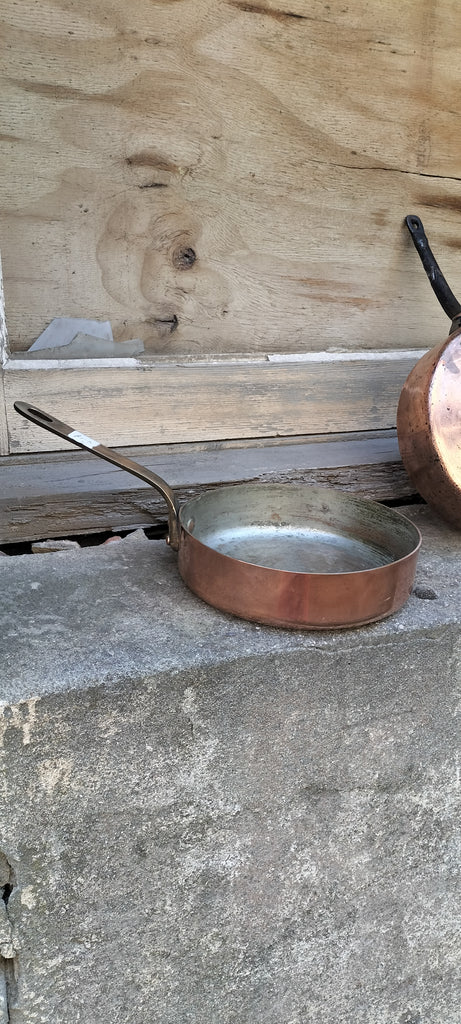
[{"x1": 382, "y1": 494, "x2": 425, "y2": 508}]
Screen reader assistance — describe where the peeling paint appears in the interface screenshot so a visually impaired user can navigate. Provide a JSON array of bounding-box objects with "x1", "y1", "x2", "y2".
[
  {"x1": 19, "y1": 887, "x2": 36, "y2": 911},
  {"x1": 38, "y1": 758, "x2": 73, "y2": 796},
  {"x1": 0, "y1": 697, "x2": 40, "y2": 748}
]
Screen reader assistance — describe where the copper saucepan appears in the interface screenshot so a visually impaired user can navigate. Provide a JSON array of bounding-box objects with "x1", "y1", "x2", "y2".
[
  {"x1": 397, "y1": 215, "x2": 461, "y2": 527},
  {"x1": 14, "y1": 402, "x2": 421, "y2": 630}
]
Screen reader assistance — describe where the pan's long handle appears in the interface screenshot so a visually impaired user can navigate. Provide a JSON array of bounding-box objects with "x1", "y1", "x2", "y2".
[
  {"x1": 14, "y1": 401, "x2": 181, "y2": 550},
  {"x1": 405, "y1": 214, "x2": 461, "y2": 323}
]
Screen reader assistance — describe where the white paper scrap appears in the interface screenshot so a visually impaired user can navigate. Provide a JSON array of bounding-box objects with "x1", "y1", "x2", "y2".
[{"x1": 29, "y1": 318, "x2": 113, "y2": 351}]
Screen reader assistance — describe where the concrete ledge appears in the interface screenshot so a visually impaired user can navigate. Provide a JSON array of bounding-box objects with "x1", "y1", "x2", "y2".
[
  {"x1": 1, "y1": 506, "x2": 460, "y2": 1023},
  {"x1": 2, "y1": 506, "x2": 461, "y2": 705}
]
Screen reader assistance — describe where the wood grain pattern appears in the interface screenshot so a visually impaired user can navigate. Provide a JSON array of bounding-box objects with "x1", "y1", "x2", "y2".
[
  {"x1": 0, "y1": 260, "x2": 8, "y2": 453},
  {"x1": 0, "y1": 431, "x2": 415, "y2": 544},
  {"x1": 4, "y1": 351, "x2": 423, "y2": 453},
  {"x1": 1, "y1": 0, "x2": 461, "y2": 355}
]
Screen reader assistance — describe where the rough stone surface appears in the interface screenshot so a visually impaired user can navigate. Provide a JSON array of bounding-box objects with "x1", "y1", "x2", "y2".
[{"x1": 1, "y1": 506, "x2": 460, "y2": 1023}]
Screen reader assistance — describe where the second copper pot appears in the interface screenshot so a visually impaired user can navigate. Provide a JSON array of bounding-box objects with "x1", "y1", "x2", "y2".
[{"x1": 398, "y1": 215, "x2": 461, "y2": 528}]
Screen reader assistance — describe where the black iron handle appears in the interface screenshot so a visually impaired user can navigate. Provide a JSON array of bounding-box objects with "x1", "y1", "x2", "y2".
[{"x1": 405, "y1": 214, "x2": 461, "y2": 322}]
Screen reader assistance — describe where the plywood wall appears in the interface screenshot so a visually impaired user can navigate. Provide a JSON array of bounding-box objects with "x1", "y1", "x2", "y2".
[{"x1": 1, "y1": 0, "x2": 461, "y2": 354}]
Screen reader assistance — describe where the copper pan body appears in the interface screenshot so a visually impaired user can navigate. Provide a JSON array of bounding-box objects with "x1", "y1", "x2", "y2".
[
  {"x1": 397, "y1": 328, "x2": 461, "y2": 528},
  {"x1": 13, "y1": 404, "x2": 421, "y2": 630},
  {"x1": 177, "y1": 484, "x2": 420, "y2": 629}
]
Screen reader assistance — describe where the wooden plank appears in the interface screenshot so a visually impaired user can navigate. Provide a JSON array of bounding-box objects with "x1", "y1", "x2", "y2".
[
  {"x1": 3, "y1": 350, "x2": 423, "y2": 453},
  {"x1": 0, "y1": 430, "x2": 414, "y2": 544},
  {"x1": 0, "y1": 369, "x2": 7, "y2": 456},
  {"x1": 0, "y1": 257, "x2": 9, "y2": 454},
  {"x1": 0, "y1": 0, "x2": 460, "y2": 356}
]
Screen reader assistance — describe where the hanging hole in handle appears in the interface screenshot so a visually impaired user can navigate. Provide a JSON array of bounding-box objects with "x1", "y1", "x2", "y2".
[
  {"x1": 405, "y1": 215, "x2": 422, "y2": 233},
  {"x1": 28, "y1": 407, "x2": 53, "y2": 422}
]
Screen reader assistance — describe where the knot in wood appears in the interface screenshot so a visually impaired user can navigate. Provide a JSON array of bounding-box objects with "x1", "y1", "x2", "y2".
[{"x1": 173, "y1": 246, "x2": 197, "y2": 270}]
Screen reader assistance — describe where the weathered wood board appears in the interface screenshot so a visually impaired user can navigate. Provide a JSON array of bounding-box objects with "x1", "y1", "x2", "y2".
[
  {"x1": 1, "y1": 0, "x2": 461, "y2": 355},
  {"x1": 4, "y1": 351, "x2": 424, "y2": 452},
  {"x1": 0, "y1": 430, "x2": 415, "y2": 544}
]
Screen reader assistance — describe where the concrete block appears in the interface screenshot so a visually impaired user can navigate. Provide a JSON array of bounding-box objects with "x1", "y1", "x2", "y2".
[{"x1": 1, "y1": 506, "x2": 460, "y2": 1023}]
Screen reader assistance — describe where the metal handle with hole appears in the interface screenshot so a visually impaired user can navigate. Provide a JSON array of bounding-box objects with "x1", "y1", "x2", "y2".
[
  {"x1": 405, "y1": 214, "x2": 461, "y2": 323},
  {"x1": 14, "y1": 402, "x2": 181, "y2": 550}
]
